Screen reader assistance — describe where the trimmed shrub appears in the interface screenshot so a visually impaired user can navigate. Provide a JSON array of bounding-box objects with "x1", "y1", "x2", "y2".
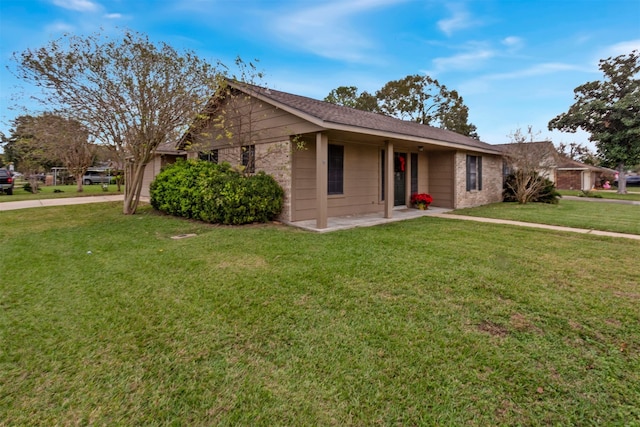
[{"x1": 150, "y1": 159, "x2": 284, "y2": 225}]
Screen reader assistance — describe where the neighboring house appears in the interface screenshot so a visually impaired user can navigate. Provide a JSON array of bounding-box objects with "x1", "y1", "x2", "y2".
[
  {"x1": 495, "y1": 141, "x2": 613, "y2": 191},
  {"x1": 141, "y1": 81, "x2": 504, "y2": 229},
  {"x1": 555, "y1": 156, "x2": 613, "y2": 190},
  {"x1": 494, "y1": 141, "x2": 558, "y2": 183},
  {"x1": 139, "y1": 142, "x2": 187, "y2": 197}
]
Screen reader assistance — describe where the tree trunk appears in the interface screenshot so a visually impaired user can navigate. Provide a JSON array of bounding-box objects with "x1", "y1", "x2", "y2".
[
  {"x1": 617, "y1": 163, "x2": 627, "y2": 194},
  {"x1": 28, "y1": 177, "x2": 39, "y2": 194},
  {"x1": 123, "y1": 161, "x2": 147, "y2": 215},
  {"x1": 75, "y1": 174, "x2": 84, "y2": 192}
]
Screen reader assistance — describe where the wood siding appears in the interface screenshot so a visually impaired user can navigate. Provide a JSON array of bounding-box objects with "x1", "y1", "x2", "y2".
[
  {"x1": 428, "y1": 151, "x2": 455, "y2": 208},
  {"x1": 292, "y1": 139, "x2": 382, "y2": 221},
  {"x1": 140, "y1": 154, "x2": 185, "y2": 198},
  {"x1": 191, "y1": 96, "x2": 322, "y2": 150}
]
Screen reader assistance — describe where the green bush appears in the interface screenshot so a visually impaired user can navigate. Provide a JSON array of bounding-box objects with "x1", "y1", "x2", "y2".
[
  {"x1": 503, "y1": 172, "x2": 562, "y2": 204},
  {"x1": 150, "y1": 159, "x2": 284, "y2": 225}
]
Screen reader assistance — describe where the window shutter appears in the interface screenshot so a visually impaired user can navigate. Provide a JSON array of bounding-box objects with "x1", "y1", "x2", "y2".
[
  {"x1": 466, "y1": 155, "x2": 471, "y2": 191},
  {"x1": 478, "y1": 156, "x2": 483, "y2": 190}
]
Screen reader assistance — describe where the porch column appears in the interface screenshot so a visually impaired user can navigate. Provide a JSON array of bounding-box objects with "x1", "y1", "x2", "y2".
[
  {"x1": 316, "y1": 132, "x2": 328, "y2": 229},
  {"x1": 405, "y1": 153, "x2": 412, "y2": 207},
  {"x1": 384, "y1": 140, "x2": 394, "y2": 219}
]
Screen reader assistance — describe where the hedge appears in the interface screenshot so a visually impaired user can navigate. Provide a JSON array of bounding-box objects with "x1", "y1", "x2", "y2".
[{"x1": 150, "y1": 159, "x2": 284, "y2": 225}]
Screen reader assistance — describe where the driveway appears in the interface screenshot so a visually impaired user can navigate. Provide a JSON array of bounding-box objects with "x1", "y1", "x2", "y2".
[{"x1": 0, "y1": 195, "x2": 124, "y2": 211}]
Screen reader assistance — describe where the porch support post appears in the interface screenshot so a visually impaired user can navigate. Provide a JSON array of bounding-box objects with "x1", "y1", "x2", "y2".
[
  {"x1": 316, "y1": 132, "x2": 328, "y2": 229},
  {"x1": 384, "y1": 140, "x2": 394, "y2": 219},
  {"x1": 405, "y1": 153, "x2": 412, "y2": 207}
]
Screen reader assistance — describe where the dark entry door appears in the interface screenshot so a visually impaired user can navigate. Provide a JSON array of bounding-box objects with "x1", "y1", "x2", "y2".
[{"x1": 394, "y1": 152, "x2": 407, "y2": 206}]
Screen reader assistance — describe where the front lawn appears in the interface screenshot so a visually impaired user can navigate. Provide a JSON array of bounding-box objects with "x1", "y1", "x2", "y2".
[
  {"x1": 1, "y1": 204, "x2": 639, "y2": 425},
  {"x1": 454, "y1": 199, "x2": 640, "y2": 235},
  {"x1": 0, "y1": 183, "x2": 122, "y2": 202}
]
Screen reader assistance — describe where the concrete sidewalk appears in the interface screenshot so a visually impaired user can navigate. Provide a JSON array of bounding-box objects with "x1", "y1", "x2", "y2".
[
  {"x1": 562, "y1": 195, "x2": 640, "y2": 205},
  {"x1": 431, "y1": 213, "x2": 640, "y2": 241},
  {"x1": 0, "y1": 194, "x2": 124, "y2": 211}
]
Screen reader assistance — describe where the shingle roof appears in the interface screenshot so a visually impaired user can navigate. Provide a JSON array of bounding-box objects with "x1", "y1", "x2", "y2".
[
  {"x1": 228, "y1": 81, "x2": 502, "y2": 155},
  {"x1": 556, "y1": 155, "x2": 609, "y2": 172}
]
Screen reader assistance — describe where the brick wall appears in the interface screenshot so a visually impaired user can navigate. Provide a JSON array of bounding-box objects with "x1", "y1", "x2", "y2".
[
  {"x1": 454, "y1": 151, "x2": 504, "y2": 208},
  {"x1": 256, "y1": 140, "x2": 293, "y2": 221},
  {"x1": 556, "y1": 170, "x2": 582, "y2": 190}
]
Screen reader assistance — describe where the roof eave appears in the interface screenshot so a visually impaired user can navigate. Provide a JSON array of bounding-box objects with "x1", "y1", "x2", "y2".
[
  {"x1": 228, "y1": 81, "x2": 502, "y2": 155},
  {"x1": 324, "y1": 121, "x2": 503, "y2": 155}
]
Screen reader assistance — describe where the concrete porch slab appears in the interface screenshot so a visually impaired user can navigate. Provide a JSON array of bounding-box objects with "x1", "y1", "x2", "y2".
[{"x1": 285, "y1": 206, "x2": 453, "y2": 233}]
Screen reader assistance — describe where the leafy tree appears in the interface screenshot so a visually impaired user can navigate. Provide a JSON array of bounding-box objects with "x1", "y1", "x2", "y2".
[
  {"x1": 1, "y1": 115, "x2": 60, "y2": 192},
  {"x1": 325, "y1": 75, "x2": 479, "y2": 138},
  {"x1": 549, "y1": 50, "x2": 640, "y2": 194},
  {"x1": 12, "y1": 29, "x2": 220, "y2": 213},
  {"x1": 26, "y1": 113, "x2": 96, "y2": 192},
  {"x1": 324, "y1": 86, "x2": 379, "y2": 112}
]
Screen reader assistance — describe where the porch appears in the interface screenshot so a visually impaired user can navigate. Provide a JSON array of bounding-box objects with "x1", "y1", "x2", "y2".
[{"x1": 286, "y1": 205, "x2": 453, "y2": 233}]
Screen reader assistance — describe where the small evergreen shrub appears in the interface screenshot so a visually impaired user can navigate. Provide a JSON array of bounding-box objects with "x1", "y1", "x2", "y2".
[
  {"x1": 578, "y1": 190, "x2": 603, "y2": 198},
  {"x1": 150, "y1": 159, "x2": 284, "y2": 225},
  {"x1": 503, "y1": 172, "x2": 562, "y2": 204}
]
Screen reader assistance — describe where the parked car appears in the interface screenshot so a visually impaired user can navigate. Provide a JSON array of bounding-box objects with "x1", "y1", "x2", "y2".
[
  {"x1": 0, "y1": 169, "x2": 14, "y2": 195},
  {"x1": 614, "y1": 175, "x2": 640, "y2": 187},
  {"x1": 82, "y1": 170, "x2": 112, "y2": 185}
]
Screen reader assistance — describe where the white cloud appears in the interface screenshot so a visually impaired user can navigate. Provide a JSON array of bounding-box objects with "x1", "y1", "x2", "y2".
[
  {"x1": 437, "y1": 3, "x2": 478, "y2": 36},
  {"x1": 271, "y1": 0, "x2": 406, "y2": 63},
  {"x1": 52, "y1": 0, "x2": 100, "y2": 12},
  {"x1": 45, "y1": 21, "x2": 75, "y2": 33},
  {"x1": 456, "y1": 62, "x2": 590, "y2": 97},
  {"x1": 104, "y1": 13, "x2": 123, "y2": 19},
  {"x1": 603, "y1": 39, "x2": 640, "y2": 57},
  {"x1": 485, "y1": 62, "x2": 587, "y2": 80},
  {"x1": 501, "y1": 36, "x2": 523, "y2": 50},
  {"x1": 430, "y1": 49, "x2": 495, "y2": 73}
]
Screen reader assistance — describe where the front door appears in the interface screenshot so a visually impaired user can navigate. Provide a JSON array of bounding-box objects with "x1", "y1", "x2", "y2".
[{"x1": 394, "y1": 152, "x2": 407, "y2": 206}]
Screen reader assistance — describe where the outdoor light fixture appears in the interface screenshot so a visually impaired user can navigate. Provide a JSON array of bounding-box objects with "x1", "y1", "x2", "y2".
[{"x1": 418, "y1": 146, "x2": 424, "y2": 152}]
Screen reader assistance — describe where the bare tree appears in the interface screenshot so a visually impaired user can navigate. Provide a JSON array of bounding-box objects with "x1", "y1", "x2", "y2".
[
  {"x1": 501, "y1": 127, "x2": 558, "y2": 204},
  {"x1": 13, "y1": 29, "x2": 219, "y2": 214},
  {"x1": 182, "y1": 58, "x2": 289, "y2": 176},
  {"x1": 556, "y1": 142, "x2": 598, "y2": 165}
]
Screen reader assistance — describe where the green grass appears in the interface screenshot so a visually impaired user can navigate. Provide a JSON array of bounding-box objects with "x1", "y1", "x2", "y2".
[
  {"x1": 559, "y1": 189, "x2": 640, "y2": 201},
  {"x1": 0, "y1": 182, "x2": 122, "y2": 202},
  {"x1": 1, "y1": 203, "x2": 639, "y2": 425},
  {"x1": 454, "y1": 199, "x2": 640, "y2": 235}
]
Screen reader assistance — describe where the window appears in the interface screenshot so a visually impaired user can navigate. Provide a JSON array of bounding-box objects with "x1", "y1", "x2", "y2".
[
  {"x1": 241, "y1": 145, "x2": 255, "y2": 173},
  {"x1": 199, "y1": 150, "x2": 218, "y2": 163},
  {"x1": 466, "y1": 155, "x2": 482, "y2": 191},
  {"x1": 411, "y1": 153, "x2": 418, "y2": 195},
  {"x1": 328, "y1": 144, "x2": 344, "y2": 195},
  {"x1": 381, "y1": 149, "x2": 385, "y2": 200}
]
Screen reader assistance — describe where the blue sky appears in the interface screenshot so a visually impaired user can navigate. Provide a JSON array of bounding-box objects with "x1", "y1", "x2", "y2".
[{"x1": 1, "y1": 0, "x2": 639, "y2": 150}]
